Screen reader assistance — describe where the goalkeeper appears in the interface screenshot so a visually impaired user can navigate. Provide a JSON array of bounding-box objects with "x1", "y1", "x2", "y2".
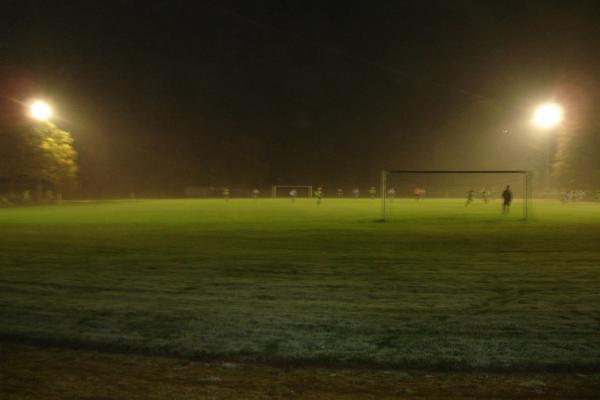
[{"x1": 502, "y1": 185, "x2": 513, "y2": 214}]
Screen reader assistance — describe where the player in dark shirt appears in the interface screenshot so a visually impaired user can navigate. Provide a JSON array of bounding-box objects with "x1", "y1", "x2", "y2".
[
  {"x1": 465, "y1": 189, "x2": 475, "y2": 206},
  {"x1": 502, "y1": 185, "x2": 513, "y2": 214}
]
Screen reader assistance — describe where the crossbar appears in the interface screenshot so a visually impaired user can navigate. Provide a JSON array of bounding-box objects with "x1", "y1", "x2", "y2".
[{"x1": 387, "y1": 170, "x2": 529, "y2": 174}]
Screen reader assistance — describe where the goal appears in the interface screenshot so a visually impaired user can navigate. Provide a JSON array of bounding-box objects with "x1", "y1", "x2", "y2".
[
  {"x1": 380, "y1": 170, "x2": 533, "y2": 221},
  {"x1": 272, "y1": 185, "x2": 313, "y2": 198}
]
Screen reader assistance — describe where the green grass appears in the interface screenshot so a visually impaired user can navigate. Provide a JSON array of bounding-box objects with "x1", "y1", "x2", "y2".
[{"x1": 1, "y1": 198, "x2": 600, "y2": 369}]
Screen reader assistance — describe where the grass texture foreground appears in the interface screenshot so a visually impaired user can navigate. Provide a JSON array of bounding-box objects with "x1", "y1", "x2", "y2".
[{"x1": 1, "y1": 198, "x2": 599, "y2": 370}]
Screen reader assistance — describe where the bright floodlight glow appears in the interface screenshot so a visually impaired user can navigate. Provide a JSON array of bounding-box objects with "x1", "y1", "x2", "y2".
[
  {"x1": 533, "y1": 103, "x2": 563, "y2": 129},
  {"x1": 30, "y1": 100, "x2": 53, "y2": 121}
]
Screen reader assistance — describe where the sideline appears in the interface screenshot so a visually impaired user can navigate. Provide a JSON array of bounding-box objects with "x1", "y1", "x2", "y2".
[{"x1": 1, "y1": 343, "x2": 598, "y2": 399}]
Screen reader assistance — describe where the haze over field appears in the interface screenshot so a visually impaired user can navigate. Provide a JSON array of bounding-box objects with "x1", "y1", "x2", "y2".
[{"x1": 2, "y1": 1, "x2": 600, "y2": 195}]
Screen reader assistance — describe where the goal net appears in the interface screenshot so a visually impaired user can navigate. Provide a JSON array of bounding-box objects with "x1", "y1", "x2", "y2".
[
  {"x1": 380, "y1": 170, "x2": 532, "y2": 221},
  {"x1": 272, "y1": 185, "x2": 313, "y2": 198}
]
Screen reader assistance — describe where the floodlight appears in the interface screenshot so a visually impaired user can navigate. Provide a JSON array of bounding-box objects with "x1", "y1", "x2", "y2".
[
  {"x1": 30, "y1": 100, "x2": 53, "y2": 121},
  {"x1": 532, "y1": 103, "x2": 563, "y2": 129}
]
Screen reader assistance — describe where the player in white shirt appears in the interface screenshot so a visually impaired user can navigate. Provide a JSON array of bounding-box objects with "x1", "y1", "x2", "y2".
[{"x1": 387, "y1": 187, "x2": 396, "y2": 201}]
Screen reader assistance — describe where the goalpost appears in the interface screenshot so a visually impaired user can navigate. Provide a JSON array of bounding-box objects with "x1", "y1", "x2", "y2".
[
  {"x1": 380, "y1": 170, "x2": 533, "y2": 221},
  {"x1": 272, "y1": 185, "x2": 313, "y2": 198}
]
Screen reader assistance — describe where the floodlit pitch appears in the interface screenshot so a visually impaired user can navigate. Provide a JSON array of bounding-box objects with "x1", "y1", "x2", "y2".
[{"x1": 1, "y1": 199, "x2": 599, "y2": 369}]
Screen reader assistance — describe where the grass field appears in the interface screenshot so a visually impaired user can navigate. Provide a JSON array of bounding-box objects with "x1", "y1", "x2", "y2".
[{"x1": 1, "y1": 198, "x2": 600, "y2": 370}]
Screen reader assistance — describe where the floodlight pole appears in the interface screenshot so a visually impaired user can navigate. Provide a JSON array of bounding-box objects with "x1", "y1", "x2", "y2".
[
  {"x1": 546, "y1": 137, "x2": 552, "y2": 190},
  {"x1": 525, "y1": 171, "x2": 533, "y2": 220},
  {"x1": 532, "y1": 102, "x2": 563, "y2": 191},
  {"x1": 524, "y1": 172, "x2": 528, "y2": 220}
]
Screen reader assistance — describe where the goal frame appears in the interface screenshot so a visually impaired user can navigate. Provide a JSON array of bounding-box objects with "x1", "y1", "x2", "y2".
[
  {"x1": 272, "y1": 185, "x2": 313, "y2": 198},
  {"x1": 380, "y1": 170, "x2": 533, "y2": 221}
]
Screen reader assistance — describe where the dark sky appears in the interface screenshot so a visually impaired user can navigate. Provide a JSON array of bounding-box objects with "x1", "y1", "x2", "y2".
[{"x1": 1, "y1": 1, "x2": 599, "y2": 194}]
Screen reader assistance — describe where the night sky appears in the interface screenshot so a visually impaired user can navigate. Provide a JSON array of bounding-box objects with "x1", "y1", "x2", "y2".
[{"x1": 1, "y1": 1, "x2": 599, "y2": 195}]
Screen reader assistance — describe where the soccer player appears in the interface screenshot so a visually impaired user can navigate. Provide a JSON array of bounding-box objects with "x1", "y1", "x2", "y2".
[
  {"x1": 352, "y1": 188, "x2": 360, "y2": 198},
  {"x1": 337, "y1": 188, "x2": 343, "y2": 198},
  {"x1": 502, "y1": 185, "x2": 513, "y2": 214},
  {"x1": 315, "y1": 187, "x2": 323, "y2": 205},
  {"x1": 481, "y1": 188, "x2": 490, "y2": 204},
  {"x1": 223, "y1": 187, "x2": 230, "y2": 201},
  {"x1": 251, "y1": 188, "x2": 260, "y2": 199},
  {"x1": 560, "y1": 191, "x2": 569, "y2": 204},
  {"x1": 465, "y1": 188, "x2": 475, "y2": 206},
  {"x1": 369, "y1": 186, "x2": 376, "y2": 199},
  {"x1": 289, "y1": 189, "x2": 297, "y2": 202},
  {"x1": 569, "y1": 190, "x2": 576, "y2": 202},
  {"x1": 387, "y1": 187, "x2": 396, "y2": 200},
  {"x1": 414, "y1": 186, "x2": 424, "y2": 200}
]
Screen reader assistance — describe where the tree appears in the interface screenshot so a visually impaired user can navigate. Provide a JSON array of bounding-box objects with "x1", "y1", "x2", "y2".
[
  {"x1": 0, "y1": 122, "x2": 78, "y2": 194},
  {"x1": 552, "y1": 127, "x2": 600, "y2": 189}
]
